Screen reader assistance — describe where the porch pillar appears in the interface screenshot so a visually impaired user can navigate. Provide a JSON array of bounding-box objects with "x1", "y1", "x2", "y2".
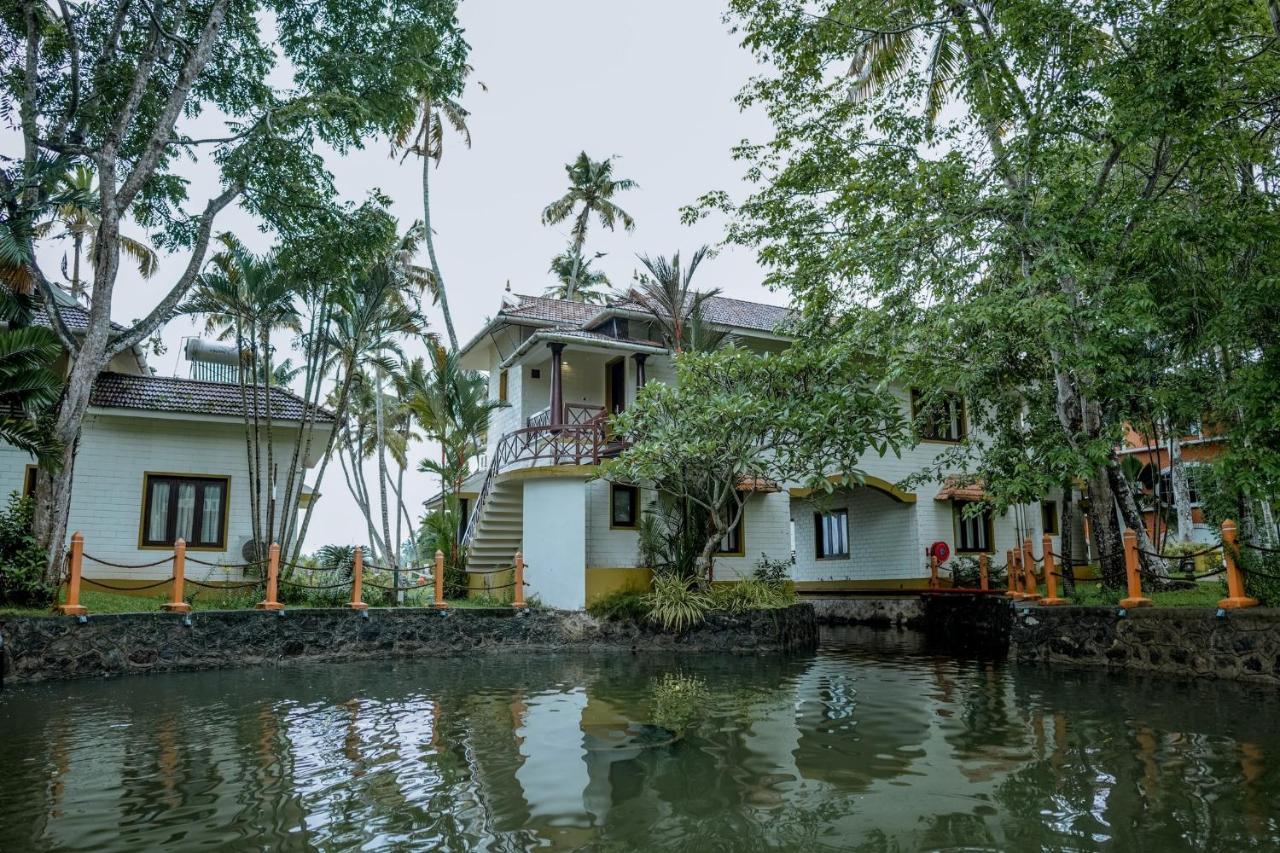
[
  {"x1": 633, "y1": 353, "x2": 648, "y2": 389},
  {"x1": 549, "y1": 342, "x2": 565, "y2": 427}
]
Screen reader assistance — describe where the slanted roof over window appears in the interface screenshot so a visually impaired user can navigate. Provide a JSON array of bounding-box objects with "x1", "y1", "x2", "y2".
[{"x1": 89, "y1": 372, "x2": 334, "y2": 422}]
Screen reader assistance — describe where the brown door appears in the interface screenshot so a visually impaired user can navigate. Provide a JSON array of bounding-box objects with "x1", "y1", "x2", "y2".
[{"x1": 605, "y1": 358, "x2": 626, "y2": 416}]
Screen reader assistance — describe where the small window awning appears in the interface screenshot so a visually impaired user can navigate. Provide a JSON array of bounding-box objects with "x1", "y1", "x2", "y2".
[
  {"x1": 737, "y1": 475, "x2": 782, "y2": 494},
  {"x1": 935, "y1": 477, "x2": 987, "y2": 502}
]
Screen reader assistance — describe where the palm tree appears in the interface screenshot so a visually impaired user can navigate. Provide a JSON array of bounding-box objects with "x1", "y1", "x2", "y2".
[
  {"x1": 0, "y1": 290, "x2": 62, "y2": 464},
  {"x1": 541, "y1": 153, "x2": 637, "y2": 300},
  {"x1": 35, "y1": 164, "x2": 158, "y2": 301},
  {"x1": 628, "y1": 246, "x2": 721, "y2": 353},
  {"x1": 545, "y1": 248, "x2": 610, "y2": 303},
  {"x1": 182, "y1": 235, "x2": 299, "y2": 548},
  {"x1": 392, "y1": 67, "x2": 484, "y2": 351}
]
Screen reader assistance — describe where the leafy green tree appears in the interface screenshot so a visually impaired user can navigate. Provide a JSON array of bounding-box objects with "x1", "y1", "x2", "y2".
[
  {"x1": 5, "y1": 0, "x2": 469, "y2": 583},
  {"x1": 541, "y1": 152, "x2": 637, "y2": 300},
  {"x1": 545, "y1": 248, "x2": 610, "y2": 303},
  {"x1": 704, "y1": 0, "x2": 1280, "y2": 582},
  {"x1": 606, "y1": 343, "x2": 906, "y2": 579}
]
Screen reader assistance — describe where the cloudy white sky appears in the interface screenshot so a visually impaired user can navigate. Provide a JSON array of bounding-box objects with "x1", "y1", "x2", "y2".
[{"x1": 29, "y1": 1, "x2": 782, "y2": 550}]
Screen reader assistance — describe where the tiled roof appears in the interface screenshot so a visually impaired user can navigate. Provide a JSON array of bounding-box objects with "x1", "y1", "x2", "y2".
[
  {"x1": 604, "y1": 294, "x2": 791, "y2": 333},
  {"x1": 90, "y1": 372, "x2": 334, "y2": 422},
  {"x1": 507, "y1": 295, "x2": 602, "y2": 327},
  {"x1": 935, "y1": 477, "x2": 986, "y2": 502},
  {"x1": 32, "y1": 303, "x2": 126, "y2": 333}
]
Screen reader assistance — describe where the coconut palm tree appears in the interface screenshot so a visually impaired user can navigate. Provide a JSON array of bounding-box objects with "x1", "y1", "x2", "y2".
[
  {"x1": 628, "y1": 246, "x2": 722, "y2": 353},
  {"x1": 541, "y1": 153, "x2": 637, "y2": 300},
  {"x1": 392, "y1": 67, "x2": 484, "y2": 351},
  {"x1": 182, "y1": 235, "x2": 300, "y2": 549},
  {"x1": 35, "y1": 164, "x2": 158, "y2": 301},
  {"x1": 545, "y1": 248, "x2": 610, "y2": 303}
]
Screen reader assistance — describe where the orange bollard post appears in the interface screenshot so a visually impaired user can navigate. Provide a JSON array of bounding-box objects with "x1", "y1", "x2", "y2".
[
  {"x1": 164, "y1": 538, "x2": 191, "y2": 613},
  {"x1": 348, "y1": 546, "x2": 368, "y2": 610},
  {"x1": 979, "y1": 553, "x2": 990, "y2": 592},
  {"x1": 929, "y1": 554, "x2": 940, "y2": 590},
  {"x1": 1006, "y1": 549, "x2": 1020, "y2": 598},
  {"x1": 513, "y1": 551, "x2": 527, "y2": 609},
  {"x1": 1119, "y1": 529, "x2": 1152, "y2": 609},
  {"x1": 1022, "y1": 537, "x2": 1039, "y2": 600},
  {"x1": 1219, "y1": 519, "x2": 1259, "y2": 609},
  {"x1": 57, "y1": 531, "x2": 88, "y2": 616},
  {"x1": 257, "y1": 543, "x2": 283, "y2": 610},
  {"x1": 1040, "y1": 534, "x2": 1067, "y2": 605},
  {"x1": 434, "y1": 549, "x2": 448, "y2": 609}
]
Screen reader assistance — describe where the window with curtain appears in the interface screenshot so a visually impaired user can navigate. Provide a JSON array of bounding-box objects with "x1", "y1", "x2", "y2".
[
  {"x1": 954, "y1": 503, "x2": 993, "y2": 552},
  {"x1": 911, "y1": 389, "x2": 967, "y2": 442},
  {"x1": 814, "y1": 509, "x2": 849, "y2": 559},
  {"x1": 716, "y1": 511, "x2": 745, "y2": 556},
  {"x1": 141, "y1": 474, "x2": 229, "y2": 548}
]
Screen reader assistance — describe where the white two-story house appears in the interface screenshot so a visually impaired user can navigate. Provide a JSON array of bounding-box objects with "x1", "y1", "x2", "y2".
[{"x1": 451, "y1": 293, "x2": 1066, "y2": 609}]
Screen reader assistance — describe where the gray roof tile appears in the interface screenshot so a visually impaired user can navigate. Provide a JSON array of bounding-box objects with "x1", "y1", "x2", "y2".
[{"x1": 90, "y1": 372, "x2": 334, "y2": 422}]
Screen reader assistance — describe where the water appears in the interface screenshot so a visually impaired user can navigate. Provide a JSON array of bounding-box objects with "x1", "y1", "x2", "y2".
[{"x1": 1, "y1": 627, "x2": 1277, "y2": 852}]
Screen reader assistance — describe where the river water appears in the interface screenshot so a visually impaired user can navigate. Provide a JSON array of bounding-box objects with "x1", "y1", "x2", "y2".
[{"x1": 1, "y1": 627, "x2": 1277, "y2": 851}]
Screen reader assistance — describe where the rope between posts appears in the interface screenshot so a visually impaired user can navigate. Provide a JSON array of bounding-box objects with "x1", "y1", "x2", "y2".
[
  {"x1": 1240, "y1": 565, "x2": 1280, "y2": 581},
  {"x1": 362, "y1": 580, "x2": 434, "y2": 593},
  {"x1": 1243, "y1": 541, "x2": 1280, "y2": 555},
  {"x1": 185, "y1": 555, "x2": 266, "y2": 570},
  {"x1": 83, "y1": 577, "x2": 172, "y2": 592},
  {"x1": 475, "y1": 580, "x2": 530, "y2": 591},
  {"x1": 186, "y1": 578, "x2": 263, "y2": 591},
  {"x1": 83, "y1": 553, "x2": 174, "y2": 569},
  {"x1": 1138, "y1": 544, "x2": 1223, "y2": 560}
]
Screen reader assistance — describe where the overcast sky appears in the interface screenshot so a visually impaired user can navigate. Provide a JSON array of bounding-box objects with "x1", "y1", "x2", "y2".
[{"x1": 28, "y1": 1, "x2": 781, "y2": 551}]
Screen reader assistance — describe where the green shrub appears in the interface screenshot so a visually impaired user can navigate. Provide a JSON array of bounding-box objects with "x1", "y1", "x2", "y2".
[
  {"x1": 1240, "y1": 549, "x2": 1280, "y2": 607},
  {"x1": 651, "y1": 673, "x2": 710, "y2": 736},
  {"x1": 645, "y1": 573, "x2": 712, "y2": 632},
  {"x1": 1159, "y1": 540, "x2": 1224, "y2": 579},
  {"x1": 710, "y1": 577, "x2": 796, "y2": 612},
  {"x1": 752, "y1": 552, "x2": 793, "y2": 585},
  {"x1": 0, "y1": 492, "x2": 54, "y2": 607},
  {"x1": 588, "y1": 586, "x2": 650, "y2": 621}
]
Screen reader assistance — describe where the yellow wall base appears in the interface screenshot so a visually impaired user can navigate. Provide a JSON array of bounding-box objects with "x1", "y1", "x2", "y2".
[{"x1": 585, "y1": 567, "x2": 652, "y2": 605}]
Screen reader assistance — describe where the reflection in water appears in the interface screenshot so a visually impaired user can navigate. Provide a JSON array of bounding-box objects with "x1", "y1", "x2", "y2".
[{"x1": 1, "y1": 627, "x2": 1278, "y2": 851}]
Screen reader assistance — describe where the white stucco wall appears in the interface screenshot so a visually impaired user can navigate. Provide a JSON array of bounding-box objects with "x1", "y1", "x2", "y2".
[
  {"x1": 791, "y1": 487, "x2": 921, "y2": 582},
  {"x1": 522, "y1": 476, "x2": 587, "y2": 608},
  {"x1": 0, "y1": 411, "x2": 308, "y2": 581}
]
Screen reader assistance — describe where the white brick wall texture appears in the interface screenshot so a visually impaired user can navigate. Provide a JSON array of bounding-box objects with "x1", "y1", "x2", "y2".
[{"x1": 0, "y1": 412, "x2": 308, "y2": 581}]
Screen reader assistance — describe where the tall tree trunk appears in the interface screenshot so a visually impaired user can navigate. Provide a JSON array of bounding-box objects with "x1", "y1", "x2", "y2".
[
  {"x1": 71, "y1": 233, "x2": 83, "y2": 301},
  {"x1": 374, "y1": 368, "x2": 397, "y2": 600},
  {"x1": 1059, "y1": 485, "x2": 1076, "y2": 596},
  {"x1": 1086, "y1": 469, "x2": 1126, "y2": 588},
  {"x1": 1169, "y1": 433, "x2": 1194, "y2": 542},
  {"x1": 421, "y1": 109, "x2": 459, "y2": 351},
  {"x1": 1107, "y1": 459, "x2": 1167, "y2": 578}
]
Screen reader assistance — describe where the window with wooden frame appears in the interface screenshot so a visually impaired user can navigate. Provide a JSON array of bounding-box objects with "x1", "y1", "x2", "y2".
[
  {"x1": 716, "y1": 507, "x2": 746, "y2": 556},
  {"x1": 1041, "y1": 500, "x2": 1060, "y2": 535},
  {"x1": 610, "y1": 483, "x2": 639, "y2": 529},
  {"x1": 814, "y1": 508, "x2": 849, "y2": 559},
  {"x1": 140, "y1": 474, "x2": 230, "y2": 549},
  {"x1": 23, "y1": 465, "x2": 37, "y2": 498},
  {"x1": 953, "y1": 502, "x2": 993, "y2": 553},
  {"x1": 498, "y1": 369, "x2": 509, "y2": 403},
  {"x1": 911, "y1": 389, "x2": 967, "y2": 442}
]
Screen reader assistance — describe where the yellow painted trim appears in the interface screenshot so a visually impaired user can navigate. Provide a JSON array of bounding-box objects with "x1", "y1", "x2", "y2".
[
  {"x1": 497, "y1": 464, "x2": 598, "y2": 481},
  {"x1": 788, "y1": 474, "x2": 917, "y2": 504},
  {"x1": 585, "y1": 566, "x2": 652, "y2": 604},
  {"x1": 137, "y1": 471, "x2": 232, "y2": 552}
]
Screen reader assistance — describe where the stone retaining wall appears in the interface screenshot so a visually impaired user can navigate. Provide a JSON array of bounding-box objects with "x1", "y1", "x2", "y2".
[
  {"x1": 806, "y1": 597, "x2": 926, "y2": 627},
  {"x1": 0, "y1": 604, "x2": 818, "y2": 684},
  {"x1": 1010, "y1": 605, "x2": 1280, "y2": 686}
]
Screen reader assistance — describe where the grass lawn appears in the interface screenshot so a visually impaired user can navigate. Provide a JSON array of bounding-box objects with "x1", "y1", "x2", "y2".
[{"x1": 1066, "y1": 579, "x2": 1226, "y2": 608}]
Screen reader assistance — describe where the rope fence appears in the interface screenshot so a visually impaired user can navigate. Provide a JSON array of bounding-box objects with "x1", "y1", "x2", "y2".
[{"x1": 54, "y1": 533, "x2": 533, "y2": 616}]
